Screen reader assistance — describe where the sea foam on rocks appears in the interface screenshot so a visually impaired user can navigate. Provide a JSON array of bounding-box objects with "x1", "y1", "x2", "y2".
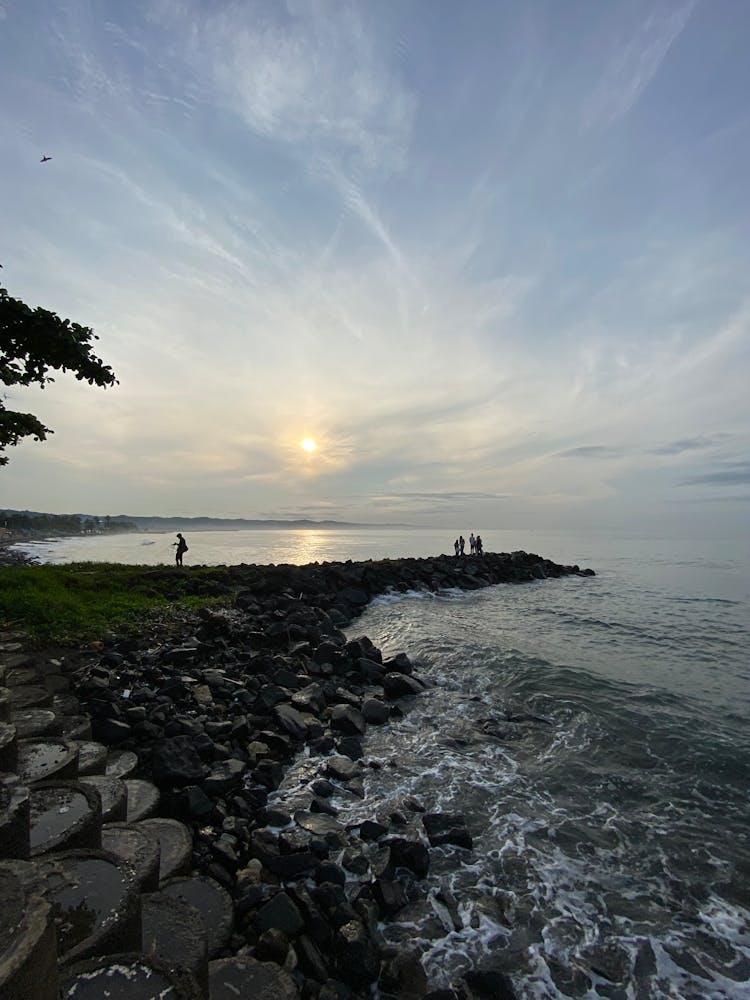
[{"x1": 63, "y1": 551, "x2": 593, "y2": 997}]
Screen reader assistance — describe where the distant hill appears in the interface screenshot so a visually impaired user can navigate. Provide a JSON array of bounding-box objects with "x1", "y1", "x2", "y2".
[
  {"x1": 1, "y1": 510, "x2": 412, "y2": 531},
  {"x1": 120, "y1": 515, "x2": 381, "y2": 531}
]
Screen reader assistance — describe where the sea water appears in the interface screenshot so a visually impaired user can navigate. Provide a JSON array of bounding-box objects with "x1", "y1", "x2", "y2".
[{"x1": 14, "y1": 527, "x2": 750, "y2": 996}]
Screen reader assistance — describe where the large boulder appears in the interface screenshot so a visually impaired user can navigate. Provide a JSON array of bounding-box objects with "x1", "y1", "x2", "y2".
[
  {"x1": 422, "y1": 813, "x2": 473, "y2": 850},
  {"x1": 151, "y1": 736, "x2": 206, "y2": 787},
  {"x1": 329, "y1": 705, "x2": 366, "y2": 736},
  {"x1": 383, "y1": 673, "x2": 425, "y2": 699}
]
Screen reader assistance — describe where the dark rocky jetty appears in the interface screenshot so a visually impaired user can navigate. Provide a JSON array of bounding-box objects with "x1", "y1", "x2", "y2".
[{"x1": 0, "y1": 551, "x2": 594, "y2": 999}]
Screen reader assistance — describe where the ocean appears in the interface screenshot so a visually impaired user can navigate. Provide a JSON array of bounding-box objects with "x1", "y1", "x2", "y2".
[{"x1": 14, "y1": 527, "x2": 750, "y2": 997}]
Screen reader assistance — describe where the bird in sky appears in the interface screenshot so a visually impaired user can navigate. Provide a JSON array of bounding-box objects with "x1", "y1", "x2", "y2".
[{"x1": 40, "y1": 155, "x2": 52, "y2": 162}]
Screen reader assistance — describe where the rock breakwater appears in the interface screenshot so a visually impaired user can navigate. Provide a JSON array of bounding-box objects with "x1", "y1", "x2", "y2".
[{"x1": 1, "y1": 551, "x2": 594, "y2": 999}]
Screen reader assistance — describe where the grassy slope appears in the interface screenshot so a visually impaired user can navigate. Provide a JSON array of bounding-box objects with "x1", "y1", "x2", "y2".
[{"x1": 0, "y1": 563, "x2": 232, "y2": 644}]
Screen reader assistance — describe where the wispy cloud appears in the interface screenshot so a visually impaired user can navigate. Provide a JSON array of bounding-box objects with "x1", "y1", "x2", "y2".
[
  {"x1": 583, "y1": 1, "x2": 697, "y2": 128},
  {"x1": 679, "y1": 463, "x2": 750, "y2": 487},
  {"x1": 555, "y1": 446, "x2": 626, "y2": 460},
  {"x1": 157, "y1": 0, "x2": 415, "y2": 173},
  {"x1": 1, "y1": 0, "x2": 748, "y2": 533},
  {"x1": 649, "y1": 434, "x2": 733, "y2": 456}
]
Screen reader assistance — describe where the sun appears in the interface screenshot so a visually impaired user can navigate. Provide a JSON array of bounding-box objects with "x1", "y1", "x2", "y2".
[{"x1": 300, "y1": 437, "x2": 317, "y2": 453}]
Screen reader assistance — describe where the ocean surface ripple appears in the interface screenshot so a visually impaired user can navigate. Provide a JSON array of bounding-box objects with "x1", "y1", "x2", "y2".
[{"x1": 312, "y1": 564, "x2": 750, "y2": 998}]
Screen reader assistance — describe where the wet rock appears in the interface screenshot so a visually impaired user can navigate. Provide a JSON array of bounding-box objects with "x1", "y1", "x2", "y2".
[
  {"x1": 315, "y1": 862, "x2": 347, "y2": 887},
  {"x1": 341, "y1": 848, "x2": 369, "y2": 876},
  {"x1": 335, "y1": 736, "x2": 364, "y2": 761},
  {"x1": 359, "y1": 819, "x2": 388, "y2": 841},
  {"x1": 332, "y1": 918, "x2": 380, "y2": 988},
  {"x1": 310, "y1": 778, "x2": 335, "y2": 798},
  {"x1": 459, "y1": 968, "x2": 518, "y2": 999},
  {"x1": 382, "y1": 653, "x2": 413, "y2": 675},
  {"x1": 258, "y1": 806, "x2": 292, "y2": 828},
  {"x1": 310, "y1": 796, "x2": 339, "y2": 817},
  {"x1": 581, "y1": 941, "x2": 631, "y2": 983},
  {"x1": 423, "y1": 813, "x2": 473, "y2": 850},
  {"x1": 325, "y1": 757, "x2": 361, "y2": 783},
  {"x1": 372, "y1": 878, "x2": 409, "y2": 915},
  {"x1": 379, "y1": 948, "x2": 429, "y2": 998},
  {"x1": 385, "y1": 838, "x2": 430, "y2": 878},
  {"x1": 362, "y1": 699, "x2": 389, "y2": 724},
  {"x1": 330, "y1": 705, "x2": 366, "y2": 736},
  {"x1": 383, "y1": 673, "x2": 425, "y2": 699}
]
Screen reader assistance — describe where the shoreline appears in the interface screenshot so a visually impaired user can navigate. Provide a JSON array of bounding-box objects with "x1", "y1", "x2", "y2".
[{"x1": 1, "y1": 551, "x2": 594, "y2": 998}]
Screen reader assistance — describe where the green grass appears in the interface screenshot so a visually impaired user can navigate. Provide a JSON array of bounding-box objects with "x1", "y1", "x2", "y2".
[{"x1": 0, "y1": 562, "x2": 232, "y2": 644}]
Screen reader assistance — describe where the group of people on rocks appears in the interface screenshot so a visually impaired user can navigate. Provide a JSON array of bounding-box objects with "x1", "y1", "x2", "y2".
[{"x1": 453, "y1": 532, "x2": 483, "y2": 557}]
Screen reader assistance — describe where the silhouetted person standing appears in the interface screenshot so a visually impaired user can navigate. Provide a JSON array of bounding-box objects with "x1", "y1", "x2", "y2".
[
  {"x1": 476, "y1": 534, "x2": 483, "y2": 556},
  {"x1": 173, "y1": 532, "x2": 188, "y2": 566}
]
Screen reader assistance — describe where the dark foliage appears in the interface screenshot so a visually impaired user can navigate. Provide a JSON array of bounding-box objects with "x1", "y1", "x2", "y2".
[{"x1": 0, "y1": 285, "x2": 118, "y2": 465}]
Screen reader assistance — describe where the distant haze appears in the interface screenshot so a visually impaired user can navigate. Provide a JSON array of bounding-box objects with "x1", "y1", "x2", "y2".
[{"x1": 1, "y1": 1, "x2": 748, "y2": 538}]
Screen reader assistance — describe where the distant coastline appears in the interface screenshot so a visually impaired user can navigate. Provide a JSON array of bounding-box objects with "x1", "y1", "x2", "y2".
[
  {"x1": 2, "y1": 508, "x2": 416, "y2": 533},
  {"x1": 126, "y1": 516, "x2": 416, "y2": 531}
]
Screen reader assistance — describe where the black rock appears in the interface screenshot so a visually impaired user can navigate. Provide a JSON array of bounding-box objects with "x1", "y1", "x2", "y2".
[
  {"x1": 315, "y1": 862, "x2": 347, "y2": 887},
  {"x1": 330, "y1": 704, "x2": 366, "y2": 736},
  {"x1": 359, "y1": 819, "x2": 388, "y2": 841},
  {"x1": 258, "y1": 806, "x2": 293, "y2": 828},
  {"x1": 382, "y1": 652, "x2": 413, "y2": 675},
  {"x1": 382, "y1": 673, "x2": 425, "y2": 699},
  {"x1": 362, "y1": 699, "x2": 389, "y2": 725},
  {"x1": 325, "y1": 756, "x2": 361, "y2": 782},
  {"x1": 151, "y1": 735, "x2": 206, "y2": 786},
  {"x1": 372, "y1": 878, "x2": 409, "y2": 915},
  {"x1": 335, "y1": 736, "x2": 364, "y2": 761},
  {"x1": 310, "y1": 778, "x2": 335, "y2": 798},
  {"x1": 255, "y1": 927, "x2": 290, "y2": 965},
  {"x1": 183, "y1": 784, "x2": 214, "y2": 817},
  {"x1": 292, "y1": 683, "x2": 327, "y2": 715},
  {"x1": 296, "y1": 933, "x2": 330, "y2": 983},
  {"x1": 310, "y1": 796, "x2": 339, "y2": 817},
  {"x1": 204, "y1": 758, "x2": 246, "y2": 794},
  {"x1": 91, "y1": 717, "x2": 132, "y2": 744},
  {"x1": 461, "y1": 969, "x2": 518, "y2": 999},
  {"x1": 265, "y1": 852, "x2": 317, "y2": 878},
  {"x1": 255, "y1": 891, "x2": 305, "y2": 937},
  {"x1": 332, "y1": 918, "x2": 380, "y2": 988},
  {"x1": 423, "y1": 812, "x2": 473, "y2": 850},
  {"x1": 274, "y1": 702, "x2": 309, "y2": 740}
]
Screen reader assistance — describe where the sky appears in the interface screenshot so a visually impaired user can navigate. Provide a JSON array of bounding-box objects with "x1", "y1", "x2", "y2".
[{"x1": 1, "y1": 0, "x2": 748, "y2": 535}]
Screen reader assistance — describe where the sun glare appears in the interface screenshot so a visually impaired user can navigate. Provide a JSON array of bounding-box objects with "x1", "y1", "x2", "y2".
[{"x1": 301, "y1": 437, "x2": 317, "y2": 453}]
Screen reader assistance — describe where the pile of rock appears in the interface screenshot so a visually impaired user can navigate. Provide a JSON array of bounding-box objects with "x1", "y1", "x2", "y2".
[{"x1": 1, "y1": 552, "x2": 594, "y2": 998}]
